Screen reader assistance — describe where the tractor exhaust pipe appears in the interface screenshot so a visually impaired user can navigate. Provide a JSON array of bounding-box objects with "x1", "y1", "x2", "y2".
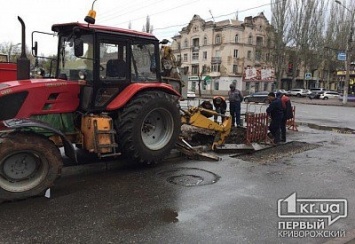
[{"x1": 17, "y1": 16, "x2": 30, "y2": 80}]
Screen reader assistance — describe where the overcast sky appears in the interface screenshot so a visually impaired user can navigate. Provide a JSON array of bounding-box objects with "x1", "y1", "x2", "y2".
[{"x1": 1, "y1": 0, "x2": 272, "y2": 54}]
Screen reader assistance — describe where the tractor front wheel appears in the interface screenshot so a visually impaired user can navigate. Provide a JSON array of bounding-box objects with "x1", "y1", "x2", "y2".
[
  {"x1": 116, "y1": 91, "x2": 181, "y2": 165},
  {"x1": 0, "y1": 133, "x2": 62, "y2": 202}
]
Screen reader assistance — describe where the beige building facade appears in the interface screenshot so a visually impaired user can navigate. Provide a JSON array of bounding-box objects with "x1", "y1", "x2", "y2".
[{"x1": 171, "y1": 13, "x2": 275, "y2": 96}]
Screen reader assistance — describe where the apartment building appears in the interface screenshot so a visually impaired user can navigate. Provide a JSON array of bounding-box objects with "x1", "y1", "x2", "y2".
[{"x1": 171, "y1": 13, "x2": 275, "y2": 96}]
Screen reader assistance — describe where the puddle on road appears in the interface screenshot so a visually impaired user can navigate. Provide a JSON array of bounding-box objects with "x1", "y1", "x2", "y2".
[
  {"x1": 158, "y1": 167, "x2": 220, "y2": 187},
  {"x1": 233, "y1": 141, "x2": 321, "y2": 164},
  {"x1": 167, "y1": 174, "x2": 205, "y2": 187},
  {"x1": 110, "y1": 208, "x2": 179, "y2": 230},
  {"x1": 160, "y1": 208, "x2": 179, "y2": 223},
  {"x1": 307, "y1": 123, "x2": 355, "y2": 134}
]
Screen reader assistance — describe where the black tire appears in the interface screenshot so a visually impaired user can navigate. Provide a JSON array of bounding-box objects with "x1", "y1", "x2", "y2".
[
  {"x1": 296, "y1": 93, "x2": 301, "y2": 97},
  {"x1": 116, "y1": 91, "x2": 181, "y2": 165},
  {"x1": 0, "y1": 132, "x2": 62, "y2": 202},
  {"x1": 244, "y1": 98, "x2": 249, "y2": 103},
  {"x1": 324, "y1": 97, "x2": 328, "y2": 100}
]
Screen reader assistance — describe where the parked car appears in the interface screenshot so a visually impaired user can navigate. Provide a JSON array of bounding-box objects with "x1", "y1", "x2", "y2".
[
  {"x1": 288, "y1": 88, "x2": 311, "y2": 97},
  {"x1": 310, "y1": 88, "x2": 326, "y2": 94},
  {"x1": 187, "y1": 91, "x2": 196, "y2": 99},
  {"x1": 243, "y1": 91, "x2": 269, "y2": 103},
  {"x1": 308, "y1": 88, "x2": 326, "y2": 99},
  {"x1": 319, "y1": 91, "x2": 339, "y2": 100},
  {"x1": 275, "y1": 89, "x2": 288, "y2": 95},
  {"x1": 338, "y1": 95, "x2": 355, "y2": 102}
]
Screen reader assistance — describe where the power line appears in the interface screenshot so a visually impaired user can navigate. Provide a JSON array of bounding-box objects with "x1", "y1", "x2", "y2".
[
  {"x1": 109, "y1": 0, "x2": 200, "y2": 27},
  {"x1": 154, "y1": 2, "x2": 273, "y2": 32},
  {"x1": 99, "y1": 0, "x2": 165, "y2": 22}
]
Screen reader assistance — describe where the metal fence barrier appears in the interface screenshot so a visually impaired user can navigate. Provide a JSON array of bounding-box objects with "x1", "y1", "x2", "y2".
[
  {"x1": 245, "y1": 112, "x2": 270, "y2": 145},
  {"x1": 286, "y1": 106, "x2": 298, "y2": 131}
]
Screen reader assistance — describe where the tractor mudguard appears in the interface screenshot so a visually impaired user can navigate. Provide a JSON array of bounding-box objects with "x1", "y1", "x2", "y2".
[
  {"x1": 1, "y1": 118, "x2": 77, "y2": 162},
  {"x1": 106, "y1": 83, "x2": 180, "y2": 111}
]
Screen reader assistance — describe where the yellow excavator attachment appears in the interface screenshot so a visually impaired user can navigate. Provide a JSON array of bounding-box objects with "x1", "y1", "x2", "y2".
[{"x1": 181, "y1": 106, "x2": 232, "y2": 150}]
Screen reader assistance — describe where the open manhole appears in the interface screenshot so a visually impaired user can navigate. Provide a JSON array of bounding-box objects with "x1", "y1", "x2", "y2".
[
  {"x1": 158, "y1": 167, "x2": 220, "y2": 187},
  {"x1": 234, "y1": 141, "x2": 321, "y2": 163}
]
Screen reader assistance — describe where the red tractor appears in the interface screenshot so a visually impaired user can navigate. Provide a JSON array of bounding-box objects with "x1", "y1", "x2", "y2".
[
  {"x1": 0, "y1": 13, "x2": 182, "y2": 202},
  {"x1": 0, "y1": 54, "x2": 17, "y2": 83}
]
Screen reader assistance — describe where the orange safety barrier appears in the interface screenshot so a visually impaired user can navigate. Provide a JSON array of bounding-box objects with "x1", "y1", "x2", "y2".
[
  {"x1": 245, "y1": 112, "x2": 270, "y2": 145},
  {"x1": 286, "y1": 106, "x2": 298, "y2": 131}
]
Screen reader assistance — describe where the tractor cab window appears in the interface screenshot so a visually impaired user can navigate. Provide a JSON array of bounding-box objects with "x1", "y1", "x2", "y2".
[
  {"x1": 131, "y1": 42, "x2": 157, "y2": 82},
  {"x1": 58, "y1": 34, "x2": 94, "y2": 81},
  {"x1": 99, "y1": 42, "x2": 127, "y2": 81}
]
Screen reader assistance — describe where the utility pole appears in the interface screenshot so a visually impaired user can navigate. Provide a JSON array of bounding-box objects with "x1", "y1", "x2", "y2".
[
  {"x1": 343, "y1": 26, "x2": 353, "y2": 104},
  {"x1": 335, "y1": 0, "x2": 355, "y2": 104}
]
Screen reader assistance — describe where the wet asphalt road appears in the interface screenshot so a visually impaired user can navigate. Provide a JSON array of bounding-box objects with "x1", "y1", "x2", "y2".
[{"x1": 1, "y1": 103, "x2": 355, "y2": 244}]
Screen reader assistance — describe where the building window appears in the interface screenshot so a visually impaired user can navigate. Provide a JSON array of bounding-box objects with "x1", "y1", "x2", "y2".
[
  {"x1": 203, "y1": 51, "x2": 207, "y2": 60},
  {"x1": 235, "y1": 34, "x2": 239, "y2": 43},
  {"x1": 248, "y1": 35, "x2": 253, "y2": 45},
  {"x1": 192, "y1": 38, "x2": 199, "y2": 47},
  {"x1": 233, "y1": 49, "x2": 238, "y2": 58},
  {"x1": 183, "y1": 53, "x2": 188, "y2": 62},
  {"x1": 247, "y1": 51, "x2": 252, "y2": 60},
  {"x1": 255, "y1": 82, "x2": 260, "y2": 92},
  {"x1": 184, "y1": 39, "x2": 188, "y2": 48},
  {"x1": 191, "y1": 65, "x2": 199, "y2": 75},
  {"x1": 192, "y1": 52, "x2": 199, "y2": 61},
  {"x1": 211, "y1": 64, "x2": 220, "y2": 72},
  {"x1": 215, "y1": 34, "x2": 221, "y2": 44},
  {"x1": 256, "y1": 36, "x2": 263, "y2": 46},
  {"x1": 214, "y1": 79, "x2": 219, "y2": 90},
  {"x1": 255, "y1": 50, "x2": 261, "y2": 61},
  {"x1": 264, "y1": 82, "x2": 268, "y2": 91},
  {"x1": 204, "y1": 36, "x2": 207, "y2": 45},
  {"x1": 233, "y1": 65, "x2": 238, "y2": 74},
  {"x1": 246, "y1": 82, "x2": 250, "y2": 92},
  {"x1": 177, "y1": 54, "x2": 181, "y2": 63}
]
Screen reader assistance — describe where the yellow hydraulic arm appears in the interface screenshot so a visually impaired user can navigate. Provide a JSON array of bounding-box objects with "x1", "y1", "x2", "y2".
[{"x1": 181, "y1": 106, "x2": 232, "y2": 150}]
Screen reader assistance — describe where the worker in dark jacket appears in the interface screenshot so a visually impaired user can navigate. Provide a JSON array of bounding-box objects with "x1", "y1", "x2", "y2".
[
  {"x1": 228, "y1": 83, "x2": 243, "y2": 127},
  {"x1": 213, "y1": 96, "x2": 227, "y2": 122},
  {"x1": 266, "y1": 92, "x2": 284, "y2": 144}
]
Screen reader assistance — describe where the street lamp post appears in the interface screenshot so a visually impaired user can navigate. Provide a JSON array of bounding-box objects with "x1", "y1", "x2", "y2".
[{"x1": 335, "y1": 0, "x2": 354, "y2": 104}]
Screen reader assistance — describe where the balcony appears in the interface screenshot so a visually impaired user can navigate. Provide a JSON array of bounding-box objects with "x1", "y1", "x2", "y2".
[
  {"x1": 191, "y1": 46, "x2": 200, "y2": 52},
  {"x1": 211, "y1": 57, "x2": 222, "y2": 64}
]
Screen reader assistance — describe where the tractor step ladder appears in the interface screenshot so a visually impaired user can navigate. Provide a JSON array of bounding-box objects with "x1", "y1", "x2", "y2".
[{"x1": 93, "y1": 120, "x2": 121, "y2": 158}]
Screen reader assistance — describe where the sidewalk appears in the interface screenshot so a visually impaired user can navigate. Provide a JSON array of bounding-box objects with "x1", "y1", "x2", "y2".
[{"x1": 291, "y1": 97, "x2": 355, "y2": 107}]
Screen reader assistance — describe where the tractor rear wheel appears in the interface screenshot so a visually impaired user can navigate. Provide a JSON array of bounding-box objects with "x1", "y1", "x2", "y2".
[
  {"x1": 0, "y1": 133, "x2": 62, "y2": 202},
  {"x1": 116, "y1": 91, "x2": 181, "y2": 165}
]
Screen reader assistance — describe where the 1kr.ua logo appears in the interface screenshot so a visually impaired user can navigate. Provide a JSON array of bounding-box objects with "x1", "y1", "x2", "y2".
[{"x1": 278, "y1": 193, "x2": 347, "y2": 226}]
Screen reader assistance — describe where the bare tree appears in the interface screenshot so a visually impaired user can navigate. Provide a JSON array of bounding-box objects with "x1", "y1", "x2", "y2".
[
  {"x1": 0, "y1": 42, "x2": 21, "y2": 62},
  {"x1": 270, "y1": 0, "x2": 291, "y2": 88},
  {"x1": 283, "y1": 0, "x2": 328, "y2": 88},
  {"x1": 142, "y1": 15, "x2": 154, "y2": 34}
]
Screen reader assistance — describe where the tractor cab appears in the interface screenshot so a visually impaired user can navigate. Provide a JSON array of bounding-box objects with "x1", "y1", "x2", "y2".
[{"x1": 50, "y1": 23, "x2": 162, "y2": 111}]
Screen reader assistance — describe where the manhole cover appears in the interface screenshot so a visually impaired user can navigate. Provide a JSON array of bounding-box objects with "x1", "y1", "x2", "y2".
[{"x1": 158, "y1": 167, "x2": 220, "y2": 187}]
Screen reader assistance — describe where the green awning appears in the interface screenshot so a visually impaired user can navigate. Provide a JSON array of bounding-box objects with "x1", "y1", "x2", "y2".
[{"x1": 203, "y1": 75, "x2": 212, "y2": 81}]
